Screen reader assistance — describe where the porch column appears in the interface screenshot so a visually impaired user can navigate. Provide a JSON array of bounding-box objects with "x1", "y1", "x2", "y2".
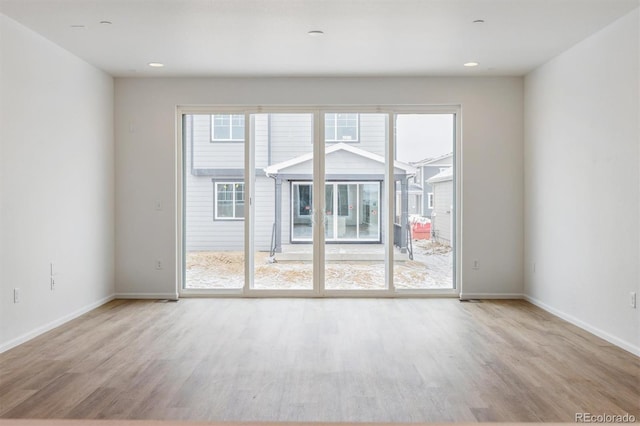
[
  {"x1": 400, "y1": 176, "x2": 409, "y2": 253},
  {"x1": 274, "y1": 177, "x2": 282, "y2": 253}
]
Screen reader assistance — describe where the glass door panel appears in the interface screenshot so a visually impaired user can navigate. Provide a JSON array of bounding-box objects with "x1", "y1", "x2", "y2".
[
  {"x1": 251, "y1": 113, "x2": 314, "y2": 290},
  {"x1": 359, "y1": 183, "x2": 380, "y2": 240},
  {"x1": 292, "y1": 183, "x2": 313, "y2": 241},
  {"x1": 324, "y1": 185, "x2": 334, "y2": 240},
  {"x1": 183, "y1": 113, "x2": 245, "y2": 290},
  {"x1": 335, "y1": 184, "x2": 354, "y2": 240},
  {"x1": 393, "y1": 113, "x2": 455, "y2": 290},
  {"x1": 323, "y1": 113, "x2": 388, "y2": 291}
]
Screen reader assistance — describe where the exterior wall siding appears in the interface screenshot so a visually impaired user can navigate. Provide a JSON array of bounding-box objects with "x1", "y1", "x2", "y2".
[
  {"x1": 270, "y1": 114, "x2": 314, "y2": 164},
  {"x1": 191, "y1": 114, "x2": 243, "y2": 170},
  {"x1": 253, "y1": 177, "x2": 276, "y2": 251},
  {"x1": 431, "y1": 179, "x2": 453, "y2": 244},
  {"x1": 185, "y1": 116, "x2": 274, "y2": 252},
  {"x1": 344, "y1": 113, "x2": 386, "y2": 156},
  {"x1": 186, "y1": 113, "x2": 392, "y2": 251},
  {"x1": 421, "y1": 166, "x2": 441, "y2": 218},
  {"x1": 191, "y1": 113, "x2": 386, "y2": 172}
]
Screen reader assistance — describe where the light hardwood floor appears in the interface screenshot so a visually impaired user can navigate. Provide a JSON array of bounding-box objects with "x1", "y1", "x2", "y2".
[{"x1": 1, "y1": 299, "x2": 638, "y2": 422}]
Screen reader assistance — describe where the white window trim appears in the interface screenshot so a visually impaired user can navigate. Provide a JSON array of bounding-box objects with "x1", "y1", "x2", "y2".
[
  {"x1": 214, "y1": 181, "x2": 245, "y2": 220},
  {"x1": 325, "y1": 113, "x2": 360, "y2": 143},
  {"x1": 211, "y1": 114, "x2": 245, "y2": 142}
]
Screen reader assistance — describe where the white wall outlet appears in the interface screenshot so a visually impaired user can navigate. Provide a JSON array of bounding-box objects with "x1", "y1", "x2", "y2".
[
  {"x1": 13, "y1": 288, "x2": 20, "y2": 303},
  {"x1": 631, "y1": 292, "x2": 636, "y2": 309},
  {"x1": 155, "y1": 260, "x2": 162, "y2": 270},
  {"x1": 472, "y1": 260, "x2": 480, "y2": 270},
  {"x1": 50, "y1": 277, "x2": 55, "y2": 291}
]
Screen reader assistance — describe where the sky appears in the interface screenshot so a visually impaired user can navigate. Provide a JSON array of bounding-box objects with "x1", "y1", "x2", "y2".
[{"x1": 395, "y1": 114, "x2": 454, "y2": 163}]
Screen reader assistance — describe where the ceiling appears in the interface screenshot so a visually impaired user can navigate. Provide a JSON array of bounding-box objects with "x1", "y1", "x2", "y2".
[{"x1": 1, "y1": 0, "x2": 638, "y2": 77}]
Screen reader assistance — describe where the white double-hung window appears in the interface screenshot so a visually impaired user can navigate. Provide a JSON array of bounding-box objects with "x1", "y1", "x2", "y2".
[
  {"x1": 211, "y1": 114, "x2": 244, "y2": 142},
  {"x1": 325, "y1": 113, "x2": 359, "y2": 142},
  {"x1": 214, "y1": 182, "x2": 244, "y2": 219}
]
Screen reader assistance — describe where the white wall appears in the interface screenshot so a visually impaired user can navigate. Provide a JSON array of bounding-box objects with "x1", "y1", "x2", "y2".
[
  {"x1": 524, "y1": 9, "x2": 640, "y2": 355},
  {"x1": 0, "y1": 15, "x2": 115, "y2": 351},
  {"x1": 115, "y1": 76, "x2": 524, "y2": 298}
]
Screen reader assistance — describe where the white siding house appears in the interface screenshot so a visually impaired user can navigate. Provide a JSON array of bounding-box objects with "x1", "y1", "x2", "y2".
[
  {"x1": 185, "y1": 113, "x2": 416, "y2": 253},
  {"x1": 426, "y1": 167, "x2": 453, "y2": 245}
]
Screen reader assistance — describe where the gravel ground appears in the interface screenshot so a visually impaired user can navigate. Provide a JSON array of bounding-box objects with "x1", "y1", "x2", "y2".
[{"x1": 185, "y1": 239, "x2": 452, "y2": 290}]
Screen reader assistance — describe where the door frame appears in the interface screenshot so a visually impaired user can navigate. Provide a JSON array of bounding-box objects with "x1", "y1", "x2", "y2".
[{"x1": 176, "y1": 105, "x2": 461, "y2": 298}]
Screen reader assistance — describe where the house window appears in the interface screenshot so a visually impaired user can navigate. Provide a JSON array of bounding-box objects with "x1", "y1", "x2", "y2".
[
  {"x1": 211, "y1": 114, "x2": 244, "y2": 142},
  {"x1": 428, "y1": 192, "x2": 434, "y2": 209},
  {"x1": 214, "y1": 182, "x2": 244, "y2": 219},
  {"x1": 297, "y1": 184, "x2": 312, "y2": 216},
  {"x1": 337, "y1": 184, "x2": 349, "y2": 216},
  {"x1": 325, "y1": 113, "x2": 359, "y2": 142}
]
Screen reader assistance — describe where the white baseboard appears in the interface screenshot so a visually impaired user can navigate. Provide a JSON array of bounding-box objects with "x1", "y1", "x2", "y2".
[
  {"x1": 0, "y1": 294, "x2": 115, "y2": 354},
  {"x1": 524, "y1": 295, "x2": 640, "y2": 357},
  {"x1": 459, "y1": 293, "x2": 524, "y2": 300},
  {"x1": 114, "y1": 292, "x2": 179, "y2": 300}
]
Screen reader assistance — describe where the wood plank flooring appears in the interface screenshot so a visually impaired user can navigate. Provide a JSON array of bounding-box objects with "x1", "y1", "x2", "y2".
[{"x1": 1, "y1": 299, "x2": 638, "y2": 422}]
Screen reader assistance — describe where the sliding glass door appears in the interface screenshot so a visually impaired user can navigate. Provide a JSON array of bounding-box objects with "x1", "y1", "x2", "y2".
[
  {"x1": 291, "y1": 181, "x2": 380, "y2": 243},
  {"x1": 322, "y1": 112, "x2": 389, "y2": 291},
  {"x1": 393, "y1": 113, "x2": 456, "y2": 290},
  {"x1": 179, "y1": 107, "x2": 458, "y2": 296},
  {"x1": 253, "y1": 113, "x2": 315, "y2": 291},
  {"x1": 182, "y1": 113, "x2": 245, "y2": 290}
]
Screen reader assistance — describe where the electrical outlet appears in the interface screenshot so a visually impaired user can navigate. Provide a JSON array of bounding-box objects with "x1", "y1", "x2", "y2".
[
  {"x1": 13, "y1": 288, "x2": 20, "y2": 303},
  {"x1": 155, "y1": 260, "x2": 162, "y2": 270},
  {"x1": 631, "y1": 292, "x2": 637, "y2": 309},
  {"x1": 472, "y1": 260, "x2": 480, "y2": 270},
  {"x1": 50, "y1": 277, "x2": 55, "y2": 291}
]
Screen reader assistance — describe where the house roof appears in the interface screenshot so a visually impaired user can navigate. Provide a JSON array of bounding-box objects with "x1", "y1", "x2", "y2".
[
  {"x1": 426, "y1": 167, "x2": 453, "y2": 184},
  {"x1": 412, "y1": 152, "x2": 453, "y2": 167},
  {"x1": 264, "y1": 143, "x2": 417, "y2": 176}
]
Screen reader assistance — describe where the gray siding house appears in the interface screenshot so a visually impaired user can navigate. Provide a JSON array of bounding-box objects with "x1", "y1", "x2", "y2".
[
  {"x1": 411, "y1": 152, "x2": 453, "y2": 218},
  {"x1": 185, "y1": 113, "x2": 416, "y2": 253},
  {"x1": 426, "y1": 166, "x2": 453, "y2": 244}
]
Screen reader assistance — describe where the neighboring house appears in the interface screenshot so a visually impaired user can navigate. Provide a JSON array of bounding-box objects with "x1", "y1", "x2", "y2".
[
  {"x1": 185, "y1": 113, "x2": 416, "y2": 253},
  {"x1": 426, "y1": 167, "x2": 453, "y2": 245},
  {"x1": 410, "y1": 152, "x2": 453, "y2": 218}
]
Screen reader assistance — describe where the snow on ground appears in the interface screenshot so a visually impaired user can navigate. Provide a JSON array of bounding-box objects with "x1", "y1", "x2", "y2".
[{"x1": 186, "y1": 239, "x2": 452, "y2": 290}]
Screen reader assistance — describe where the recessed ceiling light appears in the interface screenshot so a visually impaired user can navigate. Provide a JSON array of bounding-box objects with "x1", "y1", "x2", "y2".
[
  {"x1": 148, "y1": 62, "x2": 165, "y2": 68},
  {"x1": 307, "y1": 30, "x2": 324, "y2": 37},
  {"x1": 464, "y1": 62, "x2": 479, "y2": 67},
  {"x1": 99, "y1": 20, "x2": 112, "y2": 25},
  {"x1": 473, "y1": 19, "x2": 485, "y2": 24}
]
